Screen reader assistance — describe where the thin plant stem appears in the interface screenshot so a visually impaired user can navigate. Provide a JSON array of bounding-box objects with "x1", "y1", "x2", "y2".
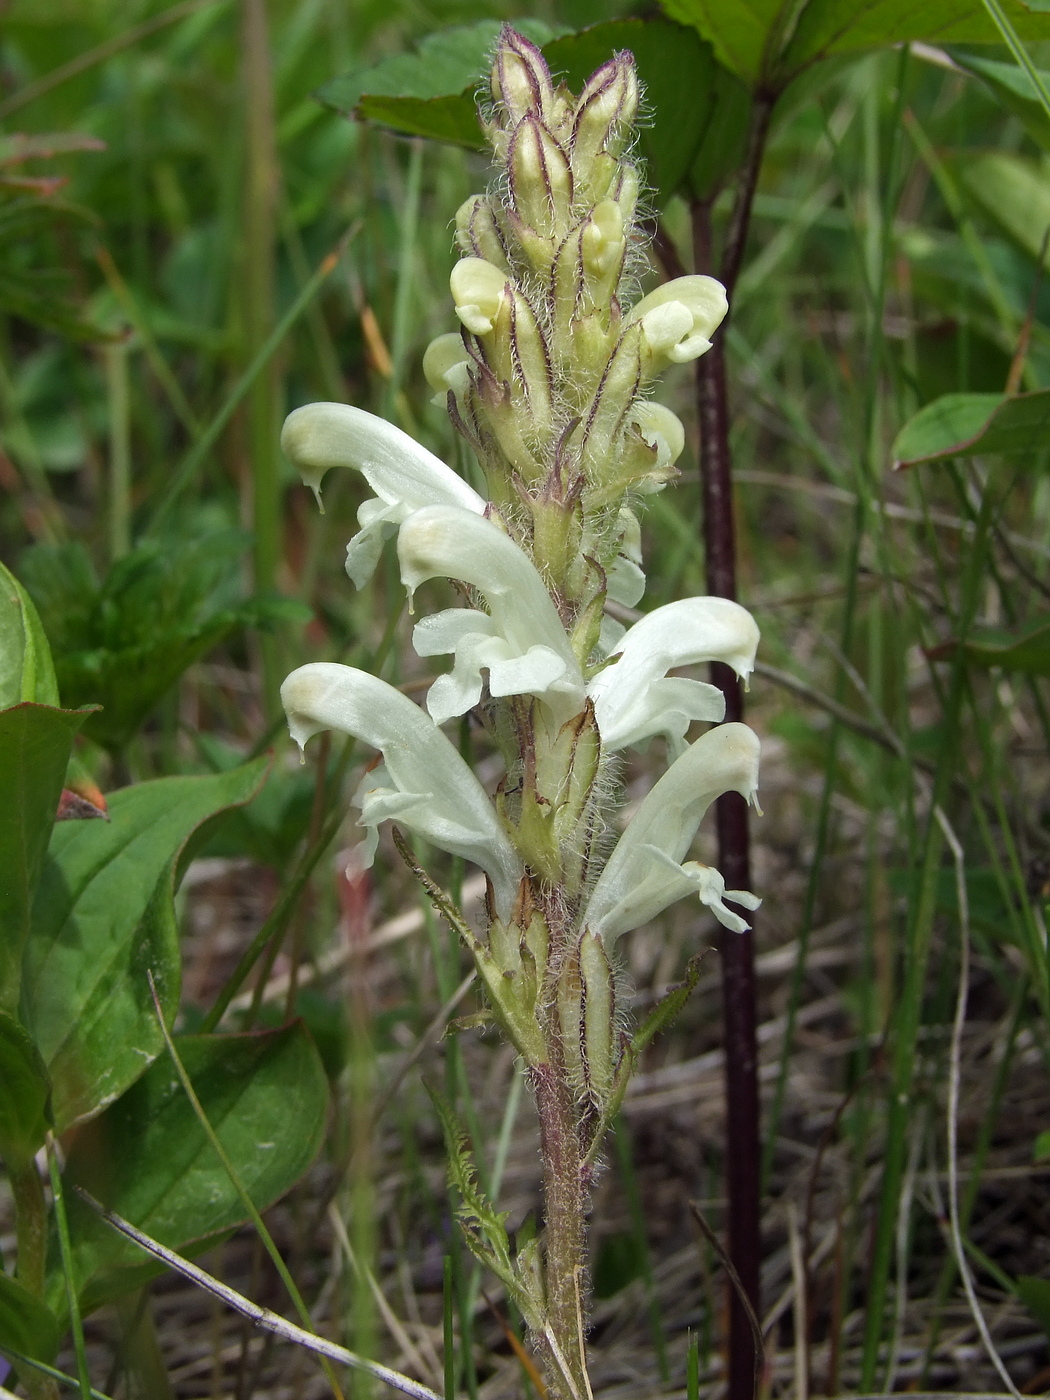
[
  {"x1": 690, "y1": 84, "x2": 777, "y2": 1400},
  {"x1": 46, "y1": 1135, "x2": 92, "y2": 1400},
  {"x1": 938, "y1": 806, "x2": 1023, "y2": 1397}
]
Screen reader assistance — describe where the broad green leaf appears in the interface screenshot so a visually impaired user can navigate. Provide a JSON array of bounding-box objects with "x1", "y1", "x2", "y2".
[
  {"x1": 318, "y1": 20, "x2": 564, "y2": 147},
  {"x1": 0, "y1": 704, "x2": 90, "y2": 1014},
  {"x1": 959, "y1": 151, "x2": 1050, "y2": 265},
  {"x1": 22, "y1": 757, "x2": 269, "y2": 1132},
  {"x1": 318, "y1": 18, "x2": 747, "y2": 205},
  {"x1": 0, "y1": 1010, "x2": 51, "y2": 1165},
  {"x1": 660, "y1": 0, "x2": 1050, "y2": 90},
  {"x1": 0, "y1": 1271, "x2": 60, "y2": 1365},
  {"x1": 52, "y1": 1024, "x2": 328, "y2": 1315},
  {"x1": 1017, "y1": 1276, "x2": 1050, "y2": 1337},
  {"x1": 950, "y1": 50, "x2": 1050, "y2": 151},
  {"x1": 0, "y1": 560, "x2": 59, "y2": 708},
  {"x1": 892, "y1": 390, "x2": 1050, "y2": 466},
  {"x1": 927, "y1": 616, "x2": 1050, "y2": 675}
]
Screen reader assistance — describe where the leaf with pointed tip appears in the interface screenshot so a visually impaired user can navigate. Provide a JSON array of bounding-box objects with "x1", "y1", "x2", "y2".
[
  {"x1": 0, "y1": 703, "x2": 92, "y2": 1014},
  {"x1": 0, "y1": 1271, "x2": 61, "y2": 1365},
  {"x1": 22, "y1": 758, "x2": 269, "y2": 1132},
  {"x1": 927, "y1": 616, "x2": 1050, "y2": 675},
  {"x1": 892, "y1": 390, "x2": 1050, "y2": 466},
  {"x1": 660, "y1": 0, "x2": 1050, "y2": 91},
  {"x1": 50, "y1": 1023, "x2": 328, "y2": 1316},
  {"x1": 0, "y1": 561, "x2": 59, "y2": 709}
]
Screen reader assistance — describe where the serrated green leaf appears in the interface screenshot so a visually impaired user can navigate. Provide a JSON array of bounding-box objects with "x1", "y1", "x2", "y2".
[
  {"x1": 426, "y1": 1083, "x2": 529, "y2": 1315},
  {"x1": 22, "y1": 757, "x2": 269, "y2": 1132},
  {"x1": 317, "y1": 19, "x2": 565, "y2": 146},
  {"x1": 927, "y1": 615, "x2": 1050, "y2": 675},
  {"x1": 0, "y1": 1270, "x2": 60, "y2": 1365},
  {"x1": 0, "y1": 1010, "x2": 51, "y2": 1165},
  {"x1": 892, "y1": 390, "x2": 1050, "y2": 466},
  {"x1": 51, "y1": 1023, "x2": 328, "y2": 1316},
  {"x1": 660, "y1": 0, "x2": 1050, "y2": 90},
  {"x1": 0, "y1": 703, "x2": 91, "y2": 1014},
  {"x1": 0, "y1": 560, "x2": 59, "y2": 708}
]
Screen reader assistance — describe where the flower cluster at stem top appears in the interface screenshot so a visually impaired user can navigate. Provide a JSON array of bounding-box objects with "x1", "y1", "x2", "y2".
[{"x1": 280, "y1": 27, "x2": 761, "y2": 1108}]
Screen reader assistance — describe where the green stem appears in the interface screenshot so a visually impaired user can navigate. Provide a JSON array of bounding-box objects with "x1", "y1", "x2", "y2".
[
  {"x1": 10, "y1": 1158, "x2": 59, "y2": 1400},
  {"x1": 11, "y1": 1158, "x2": 47, "y2": 1297}
]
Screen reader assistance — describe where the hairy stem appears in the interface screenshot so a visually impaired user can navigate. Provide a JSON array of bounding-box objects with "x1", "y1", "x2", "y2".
[{"x1": 532, "y1": 1060, "x2": 589, "y2": 1400}]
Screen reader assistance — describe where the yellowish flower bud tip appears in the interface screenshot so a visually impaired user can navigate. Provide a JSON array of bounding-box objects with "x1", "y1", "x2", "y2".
[
  {"x1": 450, "y1": 256, "x2": 508, "y2": 335},
  {"x1": 423, "y1": 332, "x2": 471, "y2": 397}
]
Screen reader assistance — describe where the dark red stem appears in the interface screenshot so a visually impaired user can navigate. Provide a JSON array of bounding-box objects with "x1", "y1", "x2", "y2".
[{"x1": 692, "y1": 87, "x2": 776, "y2": 1400}]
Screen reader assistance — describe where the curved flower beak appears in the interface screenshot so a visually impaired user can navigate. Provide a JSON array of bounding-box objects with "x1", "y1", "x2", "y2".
[
  {"x1": 398, "y1": 505, "x2": 586, "y2": 724},
  {"x1": 588, "y1": 597, "x2": 760, "y2": 754},
  {"x1": 281, "y1": 661, "x2": 522, "y2": 918},
  {"x1": 626, "y1": 275, "x2": 728, "y2": 367},
  {"x1": 582, "y1": 721, "x2": 761, "y2": 941},
  {"x1": 280, "y1": 403, "x2": 485, "y2": 586}
]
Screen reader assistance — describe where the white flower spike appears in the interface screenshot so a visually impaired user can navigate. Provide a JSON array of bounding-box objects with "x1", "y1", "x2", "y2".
[
  {"x1": 589, "y1": 597, "x2": 760, "y2": 754},
  {"x1": 398, "y1": 505, "x2": 586, "y2": 725},
  {"x1": 582, "y1": 721, "x2": 761, "y2": 941},
  {"x1": 281, "y1": 661, "x2": 521, "y2": 918},
  {"x1": 280, "y1": 403, "x2": 485, "y2": 586}
]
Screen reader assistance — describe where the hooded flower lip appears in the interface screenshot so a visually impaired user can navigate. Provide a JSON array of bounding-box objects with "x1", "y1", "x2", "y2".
[
  {"x1": 582, "y1": 721, "x2": 761, "y2": 941},
  {"x1": 589, "y1": 597, "x2": 760, "y2": 754},
  {"x1": 626, "y1": 275, "x2": 729, "y2": 367},
  {"x1": 280, "y1": 403, "x2": 485, "y2": 586},
  {"x1": 399, "y1": 505, "x2": 586, "y2": 725},
  {"x1": 281, "y1": 662, "x2": 522, "y2": 918}
]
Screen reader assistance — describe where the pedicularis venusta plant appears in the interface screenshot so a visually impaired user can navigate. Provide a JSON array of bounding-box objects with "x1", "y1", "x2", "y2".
[{"x1": 281, "y1": 29, "x2": 761, "y2": 1399}]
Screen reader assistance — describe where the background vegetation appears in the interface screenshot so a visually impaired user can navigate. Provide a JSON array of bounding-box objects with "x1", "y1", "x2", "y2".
[{"x1": 4, "y1": 0, "x2": 1050, "y2": 1394}]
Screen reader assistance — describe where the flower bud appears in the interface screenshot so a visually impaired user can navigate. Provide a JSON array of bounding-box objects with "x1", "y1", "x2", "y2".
[
  {"x1": 422, "y1": 333, "x2": 471, "y2": 403},
  {"x1": 450, "y1": 257, "x2": 508, "y2": 336},
  {"x1": 490, "y1": 26, "x2": 555, "y2": 124},
  {"x1": 571, "y1": 54, "x2": 639, "y2": 172},
  {"x1": 508, "y1": 115, "x2": 573, "y2": 240},
  {"x1": 630, "y1": 401, "x2": 685, "y2": 472},
  {"x1": 454, "y1": 194, "x2": 510, "y2": 269},
  {"x1": 628, "y1": 275, "x2": 729, "y2": 368},
  {"x1": 582, "y1": 199, "x2": 625, "y2": 282}
]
